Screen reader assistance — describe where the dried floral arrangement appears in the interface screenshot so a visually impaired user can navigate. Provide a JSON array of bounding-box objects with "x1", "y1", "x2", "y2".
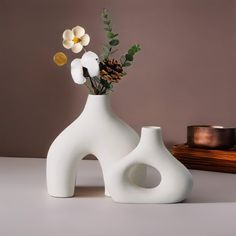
[{"x1": 53, "y1": 9, "x2": 141, "y2": 95}]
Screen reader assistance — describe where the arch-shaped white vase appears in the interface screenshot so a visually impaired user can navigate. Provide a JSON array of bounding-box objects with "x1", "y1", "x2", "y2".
[
  {"x1": 107, "y1": 126, "x2": 193, "y2": 203},
  {"x1": 46, "y1": 94, "x2": 144, "y2": 198}
]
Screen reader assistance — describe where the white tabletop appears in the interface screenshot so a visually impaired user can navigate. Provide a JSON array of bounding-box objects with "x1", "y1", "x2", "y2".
[{"x1": 0, "y1": 157, "x2": 236, "y2": 236}]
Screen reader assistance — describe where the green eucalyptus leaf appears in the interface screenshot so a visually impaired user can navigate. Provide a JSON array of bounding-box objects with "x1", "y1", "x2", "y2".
[
  {"x1": 112, "y1": 33, "x2": 119, "y2": 38},
  {"x1": 130, "y1": 44, "x2": 141, "y2": 53},
  {"x1": 135, "y1": 44, "x2": 141, "y2": 51},
  {"x1": 120, "y1": 55, "x2": 126, "y2": 64},
  {"x1": 107, "y1": 32, "x2": 114, "y2": 38},
  {"x1": 123, "y1": 62, "x2": 131, "y2": 67},
  {"x1": 109, "y1": 39, "x2": 119, "y2": 46},
  {"x1": 128, "y1": 48, "x2": 135, "y2": 55},
  {"x1": 107, "y1": 32, "x2": 119, "y2": 39},
  {"x1": 102, "y1": 9, "x2": 108, "y2": 18},
  {"x1": 125, "y1": 54, "x2": 133, "y2": 61},
  {"x1": 103, "y1": 46, "x2": 110, "y2": 53},
  {"x1": 100, "y1": 78, "x2": 110, "y2": 88},
  {"x1": 103, "y1": 20, "x2": 111, "y2": 25}
]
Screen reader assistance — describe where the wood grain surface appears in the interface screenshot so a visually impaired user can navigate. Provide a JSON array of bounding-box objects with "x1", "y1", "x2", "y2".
[{"x1": 172, "y1": 144, "x2": 236, "y2": 173}]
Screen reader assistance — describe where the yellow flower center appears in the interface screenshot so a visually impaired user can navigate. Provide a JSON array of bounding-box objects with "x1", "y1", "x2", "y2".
[{"x1": 72, "y1": 37, "x2": 81, "y2": 44}]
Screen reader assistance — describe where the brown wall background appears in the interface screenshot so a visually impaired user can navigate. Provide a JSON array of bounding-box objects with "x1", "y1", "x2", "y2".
[{"x1": 0, "y1": 0, "x2": 236, "y2": 157}]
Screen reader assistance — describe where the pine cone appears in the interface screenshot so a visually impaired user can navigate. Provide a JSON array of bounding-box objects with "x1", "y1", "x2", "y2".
[{"x1": 100, "y1": 59, "x2": 124, "y2": 83}]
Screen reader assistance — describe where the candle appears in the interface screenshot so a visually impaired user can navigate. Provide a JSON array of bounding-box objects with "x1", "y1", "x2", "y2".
[{"x1": 187, "y1": 125, "x2": 235, "y2": 149}]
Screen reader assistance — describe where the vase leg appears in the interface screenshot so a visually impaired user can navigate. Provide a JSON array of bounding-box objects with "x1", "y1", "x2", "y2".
[
  {"x1": 98, "y1": 163, "x2": 111, "y2": 197},
  {"x1": 47, "y1": 140, "x2": 88, "y2": 197},
  {"x1": 104, "y1": 188, "x2": 110, "y2": 197}
]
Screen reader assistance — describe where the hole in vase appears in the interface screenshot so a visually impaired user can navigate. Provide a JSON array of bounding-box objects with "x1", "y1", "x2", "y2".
[
  {"x1": 75, "y1": 155, "x2": 105, "y2": 197},
  {"x1": 127, "y1": 163, "x2": 161, "y2": 188}
]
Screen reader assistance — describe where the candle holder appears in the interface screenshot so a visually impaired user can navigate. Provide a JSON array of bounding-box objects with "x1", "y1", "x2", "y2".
[{"x1": 187, "y1": 125, "x2": 235, "y2": 149}]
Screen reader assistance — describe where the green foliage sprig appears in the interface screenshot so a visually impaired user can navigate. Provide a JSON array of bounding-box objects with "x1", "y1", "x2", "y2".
[
  {"x1": 98, "y1": 9, "x2": 141, "y2": 94},
  {"x1": 120, "y1": 44, "x2": 141, "y2": 67},
  {"x1": 101, "y1": 9, "x2": 120, "y2": 60}
]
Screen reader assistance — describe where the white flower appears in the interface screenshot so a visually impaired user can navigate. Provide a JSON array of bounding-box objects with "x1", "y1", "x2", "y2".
[
  {"x1": 71, "y1": 51, "x2": 99, "y2": 85},
  {"x1": 81, "y1": 51, "x2": 99, "y2": 77},
  {"x1": 62, "y1": 26, "x2": 90, "y2": 53},
  {"x1": 71, "y1": 59, "x2": 86, "y2": 84}
]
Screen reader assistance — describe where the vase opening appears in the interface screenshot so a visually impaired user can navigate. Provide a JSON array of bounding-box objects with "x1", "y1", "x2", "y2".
[
  {"x1": 88, "y1": 94, "x2": 108, "y2": 97},
  {"x1": 142, "y1": 126, "x2": 161, "y2": 130},
  {"x1": 127, "y1": 163, "x2": 161, "y2": 189},
  {"x1": 139, "y1": 126, "x2": 164, "y2": 147}
]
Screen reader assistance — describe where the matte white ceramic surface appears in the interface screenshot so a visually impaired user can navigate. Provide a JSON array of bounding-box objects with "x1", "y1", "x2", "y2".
[
  {"x1": 47, "y1": 95, "x2": 141, "y2": 197},
  {"x1": 107, "y1": 126, "x2": 193, "y2": 203}
]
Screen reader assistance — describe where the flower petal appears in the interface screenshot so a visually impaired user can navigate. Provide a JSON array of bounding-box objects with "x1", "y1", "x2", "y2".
[
  {"x1": 71, "y1": 59, "x2": 86, "y2": 84},
  {"x1": 71, "y1": 58, "x2": 81, "y2": 67},
  {"x1": 62, "y1": 40, "x2": 74, "y2": 49},
  {"x1": 62, "y1": 29, "x2": 74, "y2": 40},
  {"x1": 81, "y1": 51, "x2": 99, "y2": 77},
  {"x1": 71, "y1": 43, "x2": 83, "y2": 53},
  {"x1": 72, "y1": 26, "x2": 85, "y2": 38},
  {"x1": 81, "y1": 34, "x2": 90, "y2": 46}
]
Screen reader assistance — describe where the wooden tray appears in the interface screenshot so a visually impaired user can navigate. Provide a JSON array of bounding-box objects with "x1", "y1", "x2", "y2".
[{"x1": 171, "y1": 144, "x2": 236, "y2": 173}]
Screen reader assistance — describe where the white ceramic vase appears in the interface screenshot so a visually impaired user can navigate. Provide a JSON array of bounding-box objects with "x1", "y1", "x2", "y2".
[
  {"x1": 47, "y1": 94, "x2": 143, "y2": 197},
  {"x1": 107, "y1": 126, "x2": 193, "y2": 203}
]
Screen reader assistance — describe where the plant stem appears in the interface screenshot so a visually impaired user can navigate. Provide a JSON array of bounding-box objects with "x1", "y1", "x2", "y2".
[
  {"x1": 89, "y1": 77, "x2": 98, "y2": 94},
  {"x1": 100, "y1": 85, "x2": 105, "y2": 94},
  {"x1": 85, "y1": 80, "x2": 94, "y2": 94}
]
